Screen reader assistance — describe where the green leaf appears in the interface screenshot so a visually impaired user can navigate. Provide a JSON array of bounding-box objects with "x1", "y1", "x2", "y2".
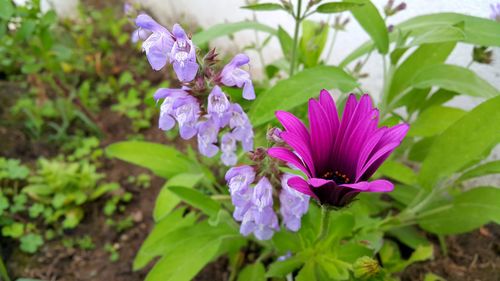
[
  {"x1": 266, "y1": 255, "x2": 305, "y2": 278},
  {"x1": 277, "y1": 26, "x2": 294, "y2": 60},
  {"x1": 299, "y1": 20, "x2": 329, "y2": 68},
  {"x1": 408, "y1": 106, "x2": 467, "y2": 137},
  {"x1": 398, "y1": 13, "x2": 500, "y2": 47},
  {"x1": 296, "y1": 261, "x2": 318, "y2": 281},
  {"x1": 457, "y1": 160, "x2": 500, "y2": 182},
  {"x1": 418, "y1": 95, "x2": 500, "y2": 189},
  {"x1": 168, "y1": 186, "x2": 220, "y2": 217},
  {"x1": 411, "y1": 64, "x2": 500, "y2": 99},
  {"x1": 375, "y1": 161, "x2": 417, "y2": 185},
  {"x1": 154, "y1": 173, "x2": 204, "y2": 221},
  {"x1": 406, "y1": 25, "x2": 465, "y2": 47},
  {"x1": 20, "y1": 233, "x2": 44, "y2": 254},
  {"x1": 133, "y1": 208, "x2": 198, "y2": 270},
  {"x1": 388, "y1": 226, "x2": 430, "y2": 249},
  {"x1": 389, "y1": 185, "x2": 419, "y2": 207},
  {"x1": 316, "y1": 2, "x2": 364, "y2": 13},
  {"x1": 2, "y1": 223, "x2": 24, "y2": 238},
  {"x1": 241, "y1": 3, "x2": 283, "y2": 11},
  {"x1": 341, "y1": 13, "x2": 500, "y2": 66},
  {"x1": 193, "y1": 21, "x2": 276, "y2": 46},
  {"x1": 388, "y1": 42, "x2": 456, "y2": 105},
  {"x1": 249, "y1": 66, "x2": 357, "y2": 127},
  {"x1": 408, "y1": 137, "x2": 434, "y2": 162},
  {"x1": 317, "y1": 256, "x2": 351, "y2": 280},
  {"x1": 106, "y1": 141, "x2": 195, "y2": 179},
  {"x1": 346, "y1": 0, "x2": 389, "y2": 54},
  {"x1": 418, "y1": 187, "x2": 500, "y2": 234},
  {"x1": 237, "y1": 262, "x2": 266, "y2": 281},
  {"x1": 145, "y1": 236, "x2": 222, "y2": 281},
  {"x1": 0, "y1": 0, "x2": 15, "y2": 20}
]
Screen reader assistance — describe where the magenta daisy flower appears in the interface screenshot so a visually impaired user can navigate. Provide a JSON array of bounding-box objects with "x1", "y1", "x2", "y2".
[{"x1": 268, "y1": 90, "x2": 409, "y2": 208}]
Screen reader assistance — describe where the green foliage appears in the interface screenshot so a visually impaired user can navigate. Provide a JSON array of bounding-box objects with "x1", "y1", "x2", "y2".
[
  {"x1": 106, "y1": 141, "x2": 199, "y2": 178},
  {"x1": 192, "y1": 21, "x2": 277, "y2": 46},
  {"x1": 249, "y1": 66, "x2": 357, "y2": 127}
]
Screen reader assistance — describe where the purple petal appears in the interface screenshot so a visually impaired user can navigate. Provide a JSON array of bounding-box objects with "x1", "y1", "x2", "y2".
[
  {"x1": 281, "y1": 131, "x2": 316, "y2": 177},
  {"x1": 173, "y1": 60, "x2": 199, "y2": 82},
  {"x1": 267, "y1": 147, "x2": 311, "y2": 177},
  {"x1": 243, "y1": 81, "x2": 255, "y2": 100},
  {"x1": 136, "y1": 14, "x2": 169, "y2": 33},
  {"x1": 172, "y1": 24, "x2": 187, "y2": 39},
  {"x1": 275, "y1": 111, "x2": 310, "y2": 147},
  {"x1": 340, "y1": 179, "x2": 394, "y2": 192},
  {"x1": 308, "y1": 98, "x2": 334, "y2": 175},
  {"x1": 287, "y1": 177, "x2": 316, "y2": 198}
]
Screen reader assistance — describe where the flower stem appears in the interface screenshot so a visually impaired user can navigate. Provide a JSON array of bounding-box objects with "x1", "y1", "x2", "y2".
[
  {"x1": 0, "y1": 250, "x2": 11, "y2": 281},
  {"x1": 316, "y1": 205, "x2": 331, "y2": 242},
  {"x1": 289, "y1": 0, "x2": 303, "y2": 76}
]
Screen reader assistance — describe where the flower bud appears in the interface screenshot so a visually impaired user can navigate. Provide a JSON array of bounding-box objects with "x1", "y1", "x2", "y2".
[
  {"x1": 353, "y1": 256, "x2": 380, "y2": 279},
  {"x1": 266, "y1": 127, "x2": 283, "y2": 144},
  {"x1": 472, "y1": 46, "x2": 493, "y2": 65}
]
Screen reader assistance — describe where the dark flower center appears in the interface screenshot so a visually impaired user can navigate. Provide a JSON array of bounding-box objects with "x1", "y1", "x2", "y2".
[{"x1": 322, "y1": 170, "x2": 350, "y2": 184}]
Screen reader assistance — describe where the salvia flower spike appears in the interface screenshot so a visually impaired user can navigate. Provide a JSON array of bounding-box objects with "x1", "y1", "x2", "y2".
[{"x1": 268, "y1": 90, "x2": 409, "y2": 208}]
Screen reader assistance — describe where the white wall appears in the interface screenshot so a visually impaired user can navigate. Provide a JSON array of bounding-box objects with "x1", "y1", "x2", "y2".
[{"x1": 133, "y1": 0, "x2": 499, "y2": 106}]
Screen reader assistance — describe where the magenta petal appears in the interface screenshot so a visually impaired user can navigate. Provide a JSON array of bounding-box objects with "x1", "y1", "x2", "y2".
[
  {"x1": 275, "y1": 111, "x2": 310, "y2": 144},
  {"x1": 267, "y1": 147, "x2": 311, "y2": 177},
  {"x1": 357, "y1": 142, "x2": 399, "y2": 180},
  {"x1": 377, "y1": 123, "x2": 410, "y2": 148},
  {"x1": 308, "y1": 99, "x2": 333, "y2": 173},
  {"x1": 356, "y1": 128, "x2": 387, "y2": 176},
  {"x1": 308, "y1": 178, "x2": 332, "y2": 188},
  {"x1": 281, "y1": 131, "x2": 316, "y2": 176},
  {"x1": 287, "y1": 177, "x2": 316, "y2": 198},
  {"x1": 341, "y1": 179, "x2": 394, "y2": 192},
  {"x1": 319, "y1": 89, "x2": 340, "y2": 132}
]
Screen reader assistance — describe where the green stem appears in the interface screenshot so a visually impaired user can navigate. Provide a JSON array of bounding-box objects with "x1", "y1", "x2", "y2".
[
  {"x1": 289, "y1": 0, "x2": 303, "y2": 76},
  {"x1": 325, "y1": 29, "x2": 338, "y2": 63},
  {"x1": 0, "y1": 250, "x2": 11, "y2": 281},
  {"x1": 316, "y1": 205, "x2": 331, "y2": 242}
]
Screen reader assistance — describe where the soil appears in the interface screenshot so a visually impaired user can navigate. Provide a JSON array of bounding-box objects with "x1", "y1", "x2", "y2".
[{"x1": 401, "y1": 224, "x2": 500, "y2": 281}]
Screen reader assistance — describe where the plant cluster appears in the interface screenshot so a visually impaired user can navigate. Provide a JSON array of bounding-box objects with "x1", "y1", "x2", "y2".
[{"x1": 106, "y1": 1, "x2": 500, "y2": 281}]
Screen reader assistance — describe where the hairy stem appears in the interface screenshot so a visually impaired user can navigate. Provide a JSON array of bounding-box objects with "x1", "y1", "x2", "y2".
[
  {"x1": 316, "y1": 205, "x2": 331, "y2": 242},
  {"x1": 289, "y1": 0, "x2": 303, "y2": 76}
]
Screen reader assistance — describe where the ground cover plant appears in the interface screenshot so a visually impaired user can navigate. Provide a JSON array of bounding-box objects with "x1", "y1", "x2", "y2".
[{"x1": 1, "y1": 0, "x2": 499, "y2": 280}]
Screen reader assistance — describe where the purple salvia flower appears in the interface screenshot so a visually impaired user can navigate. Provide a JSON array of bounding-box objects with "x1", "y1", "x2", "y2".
[
  {"x1": 268, "y1": 90, "x2": 409, "y2": 208},
  {"x1": 220, "y1": 54, "x2": 255, "y2": 100},
  {"x1": 207, "y1": 86, "x2": 231, "y2": 127},
  {"x1": 154, "y1": 88, "x2": 189, "y2": 131},
  {"x1": 172, "y1": 95, "x2": 200, "y2": 140},
  {"x1": 279, "y1": 173, "x2": 310, "y2": 232},
  {"x1": 124, "y1": 2, "x2": 133, "y2": 15},
  {"x1": 170, "y1": 24, "x2": 199, "y2": 82},
  {"x1": 225, "y1": 166, "x2": 255, "y2": 221},
  {"x1": 132, "y1": 29, "x2": 152, "y2": 44},
  {"x1": 229, "y1": 104, "x2": 254, "y2": 152},
  {"x1": 221, "y1": 133, "x2": 238, "y2": 166},
  {"x1": 491, "y1": 3, "x2": 500, "y2": 21},
  {"x1": 197, "y1": 117, "x2": 220, "y2": 157},
  {"x1": 135, "y1": 14, "x2": 174, "y2": 71},
  {"x1": 240, "y1": 177, "x2": 279, "y2": 240}
]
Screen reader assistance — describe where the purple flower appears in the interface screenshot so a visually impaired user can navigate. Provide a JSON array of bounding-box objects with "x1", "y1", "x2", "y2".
[
  {"x1": 170, "y1": 24, "x2": 199, "y2": 82},
  {"x1": 229, "y1": 104, "x2": 254, "y2": 152},
  {"x1": 207, "y1": 86, "x2": 231, "y2": 127},
  {"x1": 154, "y1": 88, "x2": 189, "y2": 131},
  {"x1": 172, "y1": 95, "x2": 200, "y2": 140},
  {"x1": 279, "y1": 174, "x2": 310, "y2": 232},
  {"x1": 491, "y1": 3, "x2": 500, "y2": 21},
  {"x1": 221, "y1": 133, "x2": 237, "y2": 166},
  {"x1": 268, "y1": 90, "x2": 409, "y2": 208},
  {"x1": 240, "y1": 177, "x2": 279, "y2": 240},
  {"x1": 225, "y1": 166, "x2": 255, "y2": 221},
  {"x1": 197, "y1": 117, "x2": 220, "y2": 157},
  {"x1": 124, "y1": 2, "x2": 133, "y2": 15},
  {"x1": 220, "y1": 54, "x2": 255, "y2": 100},
  {"x1": 132, "y1": 29, "x2": 152, "y2": 44},
  {"x1": 135, "y1": 14, "x2": 174, "y2": 71}
]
